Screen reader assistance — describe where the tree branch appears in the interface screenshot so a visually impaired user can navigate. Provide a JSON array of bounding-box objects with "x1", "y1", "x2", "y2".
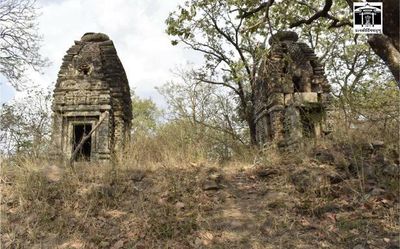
[
  {"x1": 290, "y1": 0, "x2": 333, "y2": 27},
  {"x1": 195, "y1": 77, "x2": 241, "y2": 96},
  {"x1": 239, "y1": 0, "x2": 275, "y2": 18}
]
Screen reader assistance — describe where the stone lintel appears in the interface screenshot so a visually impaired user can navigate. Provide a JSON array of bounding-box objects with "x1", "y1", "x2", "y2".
[
  {"x1": 293, "y1": 92, "x2": 318, "y2": 105},
  {"x1": 55, "y1": 105, "x2": 112, "y2": 112},
  {"x1": 62, "y1": 111, "x2": 102, "y2": 117}
]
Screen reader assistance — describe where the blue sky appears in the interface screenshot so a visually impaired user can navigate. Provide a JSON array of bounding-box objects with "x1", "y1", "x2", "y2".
[{"x1": 0, "y1": 0, "x2": 202, "y2": 107}]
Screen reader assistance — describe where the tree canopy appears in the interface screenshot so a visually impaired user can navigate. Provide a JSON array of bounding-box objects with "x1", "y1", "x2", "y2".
[
  {"x1": 0, "y1": 0, "x2": 47, "y2": 90},
  {"x1": 165, "y1": 0, "x2": 397, "y2": 145}
]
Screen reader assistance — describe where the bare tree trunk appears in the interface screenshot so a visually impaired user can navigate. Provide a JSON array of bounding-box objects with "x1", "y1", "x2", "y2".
[
  {"x1": 368, "y1": 34, "x2": 400, "y2": 86},
  {"x1": 246, "y1": 113, "x2": 258, "y2": 146},
  {"x1": 368, "y1": 0, "x2": 399, "y2": 86}
]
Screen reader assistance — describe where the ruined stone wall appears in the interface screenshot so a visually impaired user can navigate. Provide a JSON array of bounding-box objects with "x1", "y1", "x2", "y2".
[
  {"x1": 51, "y1": 33, "x2": 132, "y2": 161},
  {"x1": 254, "y1": 31, "x2": 333, "y2": 147}
]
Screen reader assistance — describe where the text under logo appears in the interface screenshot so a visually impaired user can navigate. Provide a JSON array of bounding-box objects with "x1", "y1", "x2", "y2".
[{"x1": 353, "y1": 2, "x2": 383, "y2": 34}]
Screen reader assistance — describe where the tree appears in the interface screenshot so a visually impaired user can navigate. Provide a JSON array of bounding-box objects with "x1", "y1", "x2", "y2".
[
  {"x1": 131, "y1": 92, "x2": 162, "y2": 136},
  {"x1": 158, "y1": 68, "x2": 248, "y2": 159},
  {"x1": 0, "y1": 87, "x2": 52, "y2": 157},
  {"x1": 0, "y1": 0, "x2": 47, "y2": 90},
  {"x1": 158, "y1": 69, "x2": 247, "y2": 144},
  {"x1": 238, "y1": 0, "x2": 399, "y2": 86},
  {"x1": 166, "y1": 0, "x2": 267, "y2": 145},
  {"x1": 166, "y1": 0, "x2": 397, "y2": 146}
]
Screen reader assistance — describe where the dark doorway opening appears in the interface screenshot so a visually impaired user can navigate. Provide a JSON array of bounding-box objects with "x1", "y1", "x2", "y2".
[
  {"x1": 300, "y1": 109, "x2": 315, "y2": 138},
  {"x1": 73, "y1": 124, "x2": 92, "y2": 161},
  {"x1": 293, "y1": 75, "x2": 301, "y2": 92}
]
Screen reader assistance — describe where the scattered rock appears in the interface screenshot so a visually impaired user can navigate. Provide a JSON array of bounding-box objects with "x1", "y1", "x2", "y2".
[
  {"x1": 194, "y1": 237, "x2": 203, "y2": 247},
  {"x1": 388, "y1": 149, "x2": 399, "y2": 165},
  {"x1": 328, "y1": 173, "x2": 344, "y2": 184},
  {"x1": 202, "y1": 180, "x2": 220, "y2": 191},
  {"x1": 260, "y1": 217, "x2": 275, "y2": 236},
  {"x1": 256, "y1": 168, "x2": 278, "y2": 178},
  {"x1": 194, "y1": 231, "x2": 214, "y2": 246},
  {"x1": 104, "y1": 210, "x2": 127, "y2": 218},
  {"x1": 362, "y1": 162, "x2": 377, "y2": 179},
  {"x1": 175, "y1": 202, "x2": 185, "y2": 210},
  {"x1": 209, "y1": 172, "x2": 222, "y2": 182},
  {"x1": 135, "y1": 244, "x2": 147, "y2": 249},
  {"x1": 99, "y1": 241, "x2": 110, "y2": 248},
  {"x1": 369, "y1": 187, "x2": 386, "y2": 196},
  {"x1": 382, "y1": 164, "x2": 399, "y2": 177},
  {"x1": 371, "y1": 140, "x2": 385, "y2": 150},
  {"x1": 88, "y1": 183, "x2": 114, "y2": 198},
  {"x1": 360, "y1": 143, "x2": 375, "y2": 154},
  {"x1": 315, "y1": 149, "x2": 335, "y2": 164},
  {"x1": 229, "y1": 220, "x2": 244, "y2": 229},
  {"x1": 59, "y1": 240, "x2": 85, "y2": 249},
  {"x1": 290, "y1": 169, "x2": 327, "y2": 193},
  {"x1": 42, "y1": 165, "x2": 63, "y2": 182},
  {"x1": 353, "y1": 244, "x2": 367, "y2": 249},
  {"x1": 265, "y1": 191, "x2": 288, "y2": 200},
  {"x1": 130, "y1": 171, "x2": 145, "y2": 182},
  {"x1": 110, "y1": 240, "x2": 124, "y2": 249}
]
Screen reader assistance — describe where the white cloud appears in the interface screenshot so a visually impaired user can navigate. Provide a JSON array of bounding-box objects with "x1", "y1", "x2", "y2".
[{"x1": 1, "y1": 0, "x2": 203, "y2": 107}]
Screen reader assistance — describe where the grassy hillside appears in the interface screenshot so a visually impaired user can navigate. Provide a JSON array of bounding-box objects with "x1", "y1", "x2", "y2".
[{"x1": 1, "y1": 135, "x2": 399, "y2": 249}]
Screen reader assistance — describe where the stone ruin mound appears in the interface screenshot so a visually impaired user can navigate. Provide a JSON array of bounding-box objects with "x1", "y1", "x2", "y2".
[{"x1": 254, "y1": 31, "x2": 334, "y2": 147}]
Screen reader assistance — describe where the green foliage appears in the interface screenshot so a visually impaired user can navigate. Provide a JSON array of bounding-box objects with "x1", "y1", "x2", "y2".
[
  {"x1": 157, "y1": 69, "x2": 248, "y2": 161},
  {"x1": 0, "y1": 88, "x2": 52, "y2": 157},
  {"x1": 131, "y1": 92, "x2": 162, "y2": 136},
  {"x1": 165, "y1": 0, "x2": 397, "y2": 147},
  {"x1": 165, "y1": 0, "x2": 273, "y2": 144}
]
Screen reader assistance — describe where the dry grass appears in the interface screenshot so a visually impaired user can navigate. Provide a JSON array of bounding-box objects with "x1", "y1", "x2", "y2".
[{"x1": 1, "y1": 129, "x2": 399, "y2": 248}]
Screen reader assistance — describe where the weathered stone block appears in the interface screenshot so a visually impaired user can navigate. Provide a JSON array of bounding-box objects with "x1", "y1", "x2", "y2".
[
  {"x1": 268, "y1": 93, "x2": 284, "y2": 106},
  {"x1": 293, "y1": 92, "x2": 318, "y2": 104},
  {"x1": 284, "y1": 94, "x2": 293, "y2": 105}
]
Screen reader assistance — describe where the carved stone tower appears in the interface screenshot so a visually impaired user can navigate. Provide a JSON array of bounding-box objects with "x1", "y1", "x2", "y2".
[
  {"x1": 254, "y1": 31, "x2": 333, "y2": 147},
  {"x1": 51, "y1": 33, "x2": 132, "y2": 161}
]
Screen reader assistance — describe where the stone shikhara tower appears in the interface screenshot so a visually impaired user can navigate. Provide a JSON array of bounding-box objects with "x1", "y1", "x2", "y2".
[
  {"x1": 254, "y1": 31, "x2": 333, "y2": 147},
  {"x1": 51, "y1": 33, "x2": 132, "y2": 161}
]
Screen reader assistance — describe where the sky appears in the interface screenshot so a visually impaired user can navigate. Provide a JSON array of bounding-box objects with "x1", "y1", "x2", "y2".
[{"x1": 0, "y1": 0, "x2": 202, "y2": 107}]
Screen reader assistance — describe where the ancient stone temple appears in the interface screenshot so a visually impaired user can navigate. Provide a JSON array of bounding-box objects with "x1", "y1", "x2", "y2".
[
  {"x1": 51, "y1": 33, "x2": 132, "y2": 161},
  {"x1": 254, "y1": 31, "x2": 333, "y2": 147}
]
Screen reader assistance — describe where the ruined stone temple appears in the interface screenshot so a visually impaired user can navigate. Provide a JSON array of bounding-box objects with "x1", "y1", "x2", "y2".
[
  {"x1": 51, "y1": 33, "x2": 132, "y2": 161},
  {"x1": 254, "y1": 31, "x2": 333, "y2": 147}
]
